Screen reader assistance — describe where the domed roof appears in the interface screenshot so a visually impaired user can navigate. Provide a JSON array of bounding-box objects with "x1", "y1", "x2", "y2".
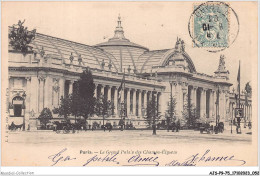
[
  {"x1": 136, "y1": 38, "x2": 197, "y2": 73},
  {"x1": 135, "y1": 49, "x2": 171, "y2": 73},
  {"x1": 95, "y1": 15, "x2": 148, "y2": 73}
]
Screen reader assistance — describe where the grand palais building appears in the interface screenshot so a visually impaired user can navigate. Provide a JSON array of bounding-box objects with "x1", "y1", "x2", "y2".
[{"x1": 7, "y1": 17, "x2": 252, "y2": 130}]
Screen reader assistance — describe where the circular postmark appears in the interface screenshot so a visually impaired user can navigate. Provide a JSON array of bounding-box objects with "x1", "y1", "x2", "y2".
[{"x1": 188, "y1": 1, "x2": 239, "y2": 53}]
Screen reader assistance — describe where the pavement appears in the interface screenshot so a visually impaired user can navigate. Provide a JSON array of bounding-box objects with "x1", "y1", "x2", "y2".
[{"x1": 6, "y1": 128, "x2": 252, "y2": 147}]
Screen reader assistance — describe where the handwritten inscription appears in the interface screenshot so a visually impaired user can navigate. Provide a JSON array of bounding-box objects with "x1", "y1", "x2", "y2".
[
  {"x1": 83, "y1": 153, "x2": 119, "y2": 166},
  {"x1": 126, "y1": 154, "x2": 159, "y2": 166},
  {"x1": 48, "y1": 148, "x2": 76, "y2": 166},
  {"x1": 165, "y1": 149, "x2": 246, "y2": 166},
  {"x1": 48, "y1": 148, "x2": 246, "y2": 166}
]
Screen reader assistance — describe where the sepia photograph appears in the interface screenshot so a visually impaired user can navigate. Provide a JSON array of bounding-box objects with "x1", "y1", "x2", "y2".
[{"x1": 1, "y1": 1, "x2": 259, "y2": 175}]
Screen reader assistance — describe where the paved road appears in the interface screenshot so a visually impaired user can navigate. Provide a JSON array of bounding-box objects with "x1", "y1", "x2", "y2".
[{"x1": 6, "y1": 129, "x2": 252, "y2": 147}]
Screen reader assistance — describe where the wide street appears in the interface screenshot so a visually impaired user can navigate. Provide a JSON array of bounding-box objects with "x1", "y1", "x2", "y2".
[
  {"x1": 6, "y1": 129, "x2": 252, "y2": 147},
  {"x1": 3, "y1": 128, "x2": 256, "y2": 167}
]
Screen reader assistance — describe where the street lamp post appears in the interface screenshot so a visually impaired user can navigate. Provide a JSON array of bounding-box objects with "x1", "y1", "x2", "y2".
[
  {"x1": 231, "y1": 104, "x2": 234, "y2": 134},
  {"x1": 169, "y1": 81, "x2": 173, "y2": 131},
  {"x1": 215, "y1": 85, "x2": 220, "y2": 134},
  {"x1": 22, "y1": 91, "x2": 27, "y2": 131},
  {"x1": 120, "y1": 102, "x2": 125, "y2": 130}
]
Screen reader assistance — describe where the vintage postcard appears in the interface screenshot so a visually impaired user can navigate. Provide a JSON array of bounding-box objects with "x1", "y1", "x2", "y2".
[{"x1": 1, "y1": 0, "x2": 259, "y2": 172}]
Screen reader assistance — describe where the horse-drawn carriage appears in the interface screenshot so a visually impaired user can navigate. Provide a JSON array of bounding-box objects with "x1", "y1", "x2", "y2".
[
  {"x1": 199, "y1": 121, "x2": 224, "y2": 134},
  {"x1": 199, "y1": 122, "x2": 214, "y2": 134},
  {"x1": 214, "y1": 122, "x2": 224, "y2": 133},
  {"x1": 101, "y1": 122, "x2": 113, "y2": 131},
  {"x1": 53, "y1": 120, "x2": 83, "y2": 134},
  {"x1": 9, "y1": 122, "x2": 23, "y2": 131}
]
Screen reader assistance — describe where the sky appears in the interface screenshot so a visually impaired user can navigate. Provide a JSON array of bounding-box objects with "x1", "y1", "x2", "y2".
[{"x1": 3, "y1": 1, "x2": 257, "y2": 90}]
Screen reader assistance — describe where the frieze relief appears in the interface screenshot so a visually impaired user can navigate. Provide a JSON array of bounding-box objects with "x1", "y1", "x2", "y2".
[
  {"x1": 38, "y1": 75, "x2": 46, "y2": 81},
  {"x1": 53, "y1": 78, "x2": 60, "y2": 92}
]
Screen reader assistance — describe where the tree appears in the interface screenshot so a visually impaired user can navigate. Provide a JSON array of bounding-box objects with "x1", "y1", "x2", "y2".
[
  {"x1": 58, "y1": 95, "x2": 72, "y2": 120},
  {"x1": 95, "y1": 94, "x2": 112, "y2": 131},
  {"x1": 245, "y1": 82, "x2": 252, "y2": 95},
  {"x1": 182, "y1": 102, "x2": 197, "y2": 129},
  {"x1": 9, "y1": 20, "x2": 36, "y2": 55},
  {"x1": 70, "y1": 83, "x2": 82, "y2": 122},
  {"x1": 165, "y1": 96, "x2": 177, "y2": 130},
  {"x1": 244, "y1": 82, "x2": 252, "y2": 107},
  {"x1": 78, "y1": 68, "x2": 96, "y2": 120},
  {"x1": 38, "y1": 108, "x2": 53, "y2": 129},
  {"x1": 145, "y1": 93, "x2": 159, "y2": 135}
]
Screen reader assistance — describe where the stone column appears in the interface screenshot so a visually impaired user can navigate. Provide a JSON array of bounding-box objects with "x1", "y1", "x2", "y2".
[
  {"x1": 44, "y1": 76, "x2": 52, "y2": 109},
  {"x1": 193, "y1": 87, "x2": 197, "y2": 108},
  {"x1": 94, "y1": 84, "x2": 97, "y2": 98},
  {"x1": 190, "y1": 87, "x2": 193, "y2": 106},
  {"x1": 213, "y1": 90, "x2": 217, "y2": 119},
  {"x1": 182, "y1": 86, "x2": 188, "y2": 109},
  {"x1": 157, "y1": 92, "x2": 161, "y2": 114},
  {"x1": 25, "y1": 77, "x2": 31, "y2": 130},
  {"x1": 172, "y1": 82, "x2": 177, "y2": 98},
  {"x1": 100, "y1": 84, "x2": 104, "y2": 97},
  {"x1": 153, "y1": 91, "x2": 157, "y2": 114},
  {"x1": 220, "y1": 90, "x2": 226, "y2": 121},
  {"x1": 176, "y1": 82, "x2": 182, "y2": 118},
  {"x1": 69, "y1": 80, "x2": 74, "y2": 94},
  {"x1": 225, "y1": 92, "x2": 229, "y2": 121},
  {"x1": 137, "y1": 90, "x2": 141, "y2": 117},
  {"x1": 127, "y1": 89, "x2": 130, "y2": 116},
  {"x1": 143, "y1": 91, "x2": 147, "y2": 116},
  {"x1": 132, "y1": 89, "x2": 136, "y2": 116},
  {"x1": 114, "y1": 87, "x2": 118, "y2": 116},
  {"x1": 208, "y1": 90, "x2": 212, "y2": 119},
  {"x1": 200, "y1": 88, "x2": 206, "y2": 119},
  {"x1": 107, "y1": 86, "x2": 111, "y2": 102},
  {"x1": 211, "y1": 90, "x2": 215, "y2": 119},
  {"x1": 146, "y1": 91, "x2": 150, "y2": 104},
  {"x1": 59, "y1": 77, "x2": 65, "y2": 103},
  {"x1": 38, "y1": 76, "x2": 45, "y2": 113},
  {"x1": 204, "y1": 89, "x2": 208, "y2": 119}
]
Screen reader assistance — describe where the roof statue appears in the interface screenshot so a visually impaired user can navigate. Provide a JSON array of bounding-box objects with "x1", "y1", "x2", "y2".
[
  {"x1": 78, "y1": 54, "x2": 82, "y2": 65},
  {"x1": 40, "y1": 46, "x2": 45, "y2": 57},
  {"x1": 69, "y1": 52, "x2": 74, "y2": 63},
  {"x1": 214, "y1": 54, "x2": 229, "y2": 79},
  {"x1": 217, "y1": 54, "x2": 226, "y2": 72},
  {"x1": 175, "y1": 37, "x2": 185, "y2": 52}
]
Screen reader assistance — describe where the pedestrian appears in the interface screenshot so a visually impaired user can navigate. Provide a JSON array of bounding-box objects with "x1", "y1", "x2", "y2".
[
  {"x1": 248, "y1": 121, "x2": 252, "y2": 129},
  {"x1": 172, "y1": 122, "x2": 175, "y2": 132},
  {"x1": 109, "y1": 124, "x2": 112, "y2": 132},
  {"x1": 152, "y1": 124, "x2": 156, "y2": 135},
  {"x1": 176, "y1": 120, "x2": 180, "y2": 132}
]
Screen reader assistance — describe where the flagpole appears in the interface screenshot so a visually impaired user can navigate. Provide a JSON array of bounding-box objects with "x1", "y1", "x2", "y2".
[
  {"x1": 238, "y1": 60, "x2": 241, "y2": 109},
  {"x1": 237, "y1": 60, "x2": 241, "y2": 134},
  {"x1": 123, "y1": 68, "x2": 126, "y2": 129}
]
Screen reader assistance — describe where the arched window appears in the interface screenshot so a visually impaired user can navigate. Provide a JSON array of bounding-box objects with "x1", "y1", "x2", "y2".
[
  {"x1": 12, "y1": 96, "x2": 24, "y2": 117},
  {"x1": 168, "y1": 60, "x2": 175, "y2": 66}
]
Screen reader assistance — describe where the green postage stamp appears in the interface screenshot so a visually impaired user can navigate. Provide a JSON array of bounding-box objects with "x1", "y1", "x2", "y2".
[{"x1": 192, "y1": 2, "x2": 230, "y2": 48}]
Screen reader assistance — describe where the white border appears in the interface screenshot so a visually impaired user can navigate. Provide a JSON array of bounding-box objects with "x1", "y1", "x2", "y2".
[{"x1": 1, "y1": 0, "x2": 259, "y2": 175}]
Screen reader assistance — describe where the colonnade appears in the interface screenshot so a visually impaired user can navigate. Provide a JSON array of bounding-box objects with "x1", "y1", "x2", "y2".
[
  {"x1": 20, "y1": 76, "x2": 162, "y2": 119},
  {"x1": 66, "y1": 81, "x2": 162, "y2": 118},
  {"x1": 167, "y1": 81, "x2": 229, "y2": 121}
]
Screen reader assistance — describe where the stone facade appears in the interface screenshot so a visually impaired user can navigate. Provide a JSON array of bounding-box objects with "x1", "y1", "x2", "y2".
[{"x1": 7, "y1": 17, "x2": 252, "y2": 130}]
